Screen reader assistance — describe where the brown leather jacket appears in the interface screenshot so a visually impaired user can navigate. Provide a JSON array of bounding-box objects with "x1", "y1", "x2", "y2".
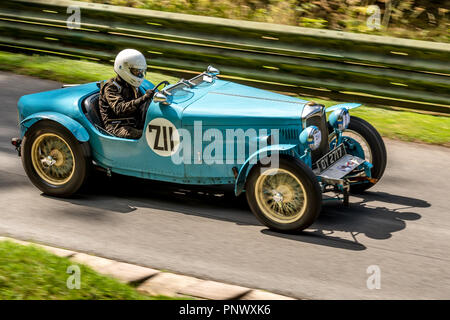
[{"x1": 99, "y1": 76, "x2": 149, "y2": 130}]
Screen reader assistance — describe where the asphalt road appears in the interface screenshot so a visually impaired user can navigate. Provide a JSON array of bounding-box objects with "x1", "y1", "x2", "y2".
[{"x1": 1, "y1": 71, "x2": 449, "y2": 299}]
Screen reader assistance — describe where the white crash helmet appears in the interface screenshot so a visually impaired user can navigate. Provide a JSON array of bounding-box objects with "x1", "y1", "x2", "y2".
[{"x1": 114, "y1": 49, "x2": 147, "y2": 87}]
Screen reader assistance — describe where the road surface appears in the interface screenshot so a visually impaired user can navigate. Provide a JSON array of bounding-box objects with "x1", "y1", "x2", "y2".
[{"x1": 0, "y1": 71, "x2": 449, "y2": 299}]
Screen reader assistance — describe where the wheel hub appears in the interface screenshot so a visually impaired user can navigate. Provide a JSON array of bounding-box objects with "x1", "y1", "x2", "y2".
[
  {"x1": 41, "y1": 155, "x2": 56, "y2": 167},
  {"x1": 31, "y1": 133, "x2": 75, "y2": 185},
  {"x1": 49, "y1": 149, "x2": 64, "y2": 166},
  {"x1": 272, "y1": 190, "x2": 284, "y2": 203}
]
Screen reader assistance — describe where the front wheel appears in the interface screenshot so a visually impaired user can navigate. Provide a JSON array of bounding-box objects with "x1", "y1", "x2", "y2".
[
  {"x1": 246, "y1": 158, "x2": 322, "y2": 233},
  {"x1": 22, "y1": 120, "x2": 90, "y2": 197}
]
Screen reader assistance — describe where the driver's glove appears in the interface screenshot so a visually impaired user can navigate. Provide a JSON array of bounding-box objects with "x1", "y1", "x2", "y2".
[{"x1": 143, "y1": 89, "x2": 155, "y2": 100}]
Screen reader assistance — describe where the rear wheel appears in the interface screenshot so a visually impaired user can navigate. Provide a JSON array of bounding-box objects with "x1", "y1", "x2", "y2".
[
  {"x1": 246, "y1": 158, "x2": 321, "y2": 233},
  {"x1": 22, "y1": 121, "x2": 90, "y2": 197},
  {"x1": 329, "y1": 116, "x2": 387, "y2": 193}
]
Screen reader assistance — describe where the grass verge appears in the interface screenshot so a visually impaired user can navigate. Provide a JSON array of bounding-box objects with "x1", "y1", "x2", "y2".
[
  {"x1": 308, "y1": 97, "x2": 450, "y2": 147},
  {"x1": 1, "y1": 51, "x2": 448, "y2": 146},
  {"x1": 0, "y1": 240, "x2": 168, "y2": 300},
  {"x1": 0, "y1": 51, "x2": 179, "y2": 85}
]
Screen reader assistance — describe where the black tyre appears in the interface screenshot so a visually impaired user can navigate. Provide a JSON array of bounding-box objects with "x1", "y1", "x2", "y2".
[
  {"x1": 329, "y1": 116, "x2": 387, "y2": 193},
  {"x1": 246, "y1": 157, "x2": 322, "y2": 233},
  {"x1": 21, "y1": 120, "x2": 90, "y2": 197}
]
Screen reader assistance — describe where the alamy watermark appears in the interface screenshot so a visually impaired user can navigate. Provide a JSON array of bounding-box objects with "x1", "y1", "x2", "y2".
[
  {"x1": 144, "y1": 118, "x2": 282, "y2": 170},
  {"x1": 66, "y1": 265, "x2": 81, "y2": 289},
  {"x1": 366, "y1": 265, "x2": 381, "y2": 290},
  {"x1": 366, "y1": 5, "x2": 382, "y2": 30},
  {"x1": 366, "y1": 0, "x2": 395, "y2": 30},
  {"x1": 170, "y1": 122, "x2": 280, "y2": 167},
  {"x1": 66, "y1": 5, "x2": 81, "y2": 29}
]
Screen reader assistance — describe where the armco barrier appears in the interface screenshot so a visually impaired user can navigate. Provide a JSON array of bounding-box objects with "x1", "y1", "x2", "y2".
[{"x1": 0, "y1": 0, "x2": 449, "y2": 113}]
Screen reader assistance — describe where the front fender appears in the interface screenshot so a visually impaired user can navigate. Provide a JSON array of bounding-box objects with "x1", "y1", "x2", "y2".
[
  {"x1": 20, "y1": 112, "x2": 90, "y2": 142},
  {"x1": 234, "y1": 144, "x2": 298, "y2": 196},
  {"x1": 325, "y1": 103, "x2": 361, "y2": 113}
]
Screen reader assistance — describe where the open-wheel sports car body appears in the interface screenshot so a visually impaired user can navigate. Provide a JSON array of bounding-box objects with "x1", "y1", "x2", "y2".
[{"x1": 12, "y1": 66, "x2": 386, "y2": 233}]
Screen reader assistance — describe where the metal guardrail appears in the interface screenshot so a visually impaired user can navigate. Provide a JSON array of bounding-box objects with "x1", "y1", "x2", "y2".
[{"x1": 0, "y1": 0, "x2": 449, "y2": 113}]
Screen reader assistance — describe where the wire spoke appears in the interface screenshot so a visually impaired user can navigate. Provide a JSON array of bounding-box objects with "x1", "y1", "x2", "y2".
[
  {"x1": 32, "y1": 134, "x2": 74, "y2": 184},
  {"x1": 256, "y1": 169, "x2": 306, "y2": 222}
]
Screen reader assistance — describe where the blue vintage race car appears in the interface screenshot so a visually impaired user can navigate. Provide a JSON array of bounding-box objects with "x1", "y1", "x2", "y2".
[{"x1": 12, "y1": 66, "x2": 386, "y2": 233}]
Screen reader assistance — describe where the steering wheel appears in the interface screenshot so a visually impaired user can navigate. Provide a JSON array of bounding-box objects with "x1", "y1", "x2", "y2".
[
  {"x1": 153, "y1": 80, "x2": 170, "y2": 93},
  {"x1": 138, "y1": 81, "x2": 170, "y2": 128}
]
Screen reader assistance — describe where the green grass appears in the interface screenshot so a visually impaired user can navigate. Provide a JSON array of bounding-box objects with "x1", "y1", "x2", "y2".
[
  {"x1": 306, "y1": 97, "x2": 450, "y2": 146},
  {"x1": 351, "y1": 107, "x2": 450, "y2": 146},
  {"x1": 0, "y1": 51, "x2": 178, "y2": 85},
  {"x1": 0, "y1": 240, "x2": 168, "y2": 300},
  {"x1": 1, "y1": 51, "x2": 448, "y2": 146}
]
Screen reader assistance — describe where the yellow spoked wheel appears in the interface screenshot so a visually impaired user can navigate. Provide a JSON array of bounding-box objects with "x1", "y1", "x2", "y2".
[
  {"x1": 246, "y1": 158, "x2": 322, "y2": 233},
  {"x1": 31, "y1": 133, "x2": 75, "y2": 185},
  {"x1": 255, "y1": 168, "x2": 307, "y2": 224},
  {"x1": 22, "y1": 121, "x2": 89, "y2": 197},
  {"x1": 329, "y1": 129, "x2": 372, "y2": 163}
]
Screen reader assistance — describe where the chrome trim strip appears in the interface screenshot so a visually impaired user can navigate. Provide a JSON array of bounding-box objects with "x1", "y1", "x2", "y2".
[{"x1": 209, "y1": 91, "x2": 305, "y2": 105}]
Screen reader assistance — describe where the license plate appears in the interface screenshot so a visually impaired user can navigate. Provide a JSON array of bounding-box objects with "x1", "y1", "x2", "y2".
[
  {"x1": 319, "y1": 154, "x2": 365, "y2": 179},
  {"x1": 316, "y1": 143, "x2": 346, "y2": 173}
]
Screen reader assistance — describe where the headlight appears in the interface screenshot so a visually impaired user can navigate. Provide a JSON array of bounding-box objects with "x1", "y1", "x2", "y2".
[
  {"x1": 329, "y1": 108, "x2": 350, "y2": 131},
  {"x1": 299, "y1": 125, "x2": 322, "y2": 150}
]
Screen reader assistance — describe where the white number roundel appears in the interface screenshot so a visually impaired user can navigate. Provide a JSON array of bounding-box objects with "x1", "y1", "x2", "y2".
[{"x1": 145, "y1": 118, "x2": 180, "y2": 156}]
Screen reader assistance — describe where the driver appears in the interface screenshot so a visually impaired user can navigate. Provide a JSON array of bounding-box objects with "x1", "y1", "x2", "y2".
[{"x1": 99, "y1": 49, "x2": 155, "y2": 139}]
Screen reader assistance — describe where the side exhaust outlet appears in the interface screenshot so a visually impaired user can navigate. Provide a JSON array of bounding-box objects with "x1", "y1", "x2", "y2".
[{"x1": 11, "y1": 137, "x2": 22, "y2": 157}]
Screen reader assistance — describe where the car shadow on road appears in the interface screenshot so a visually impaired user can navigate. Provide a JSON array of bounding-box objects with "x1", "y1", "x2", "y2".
[
  {"x1": 50, "y1": 172, "x2": 258, "y2": 226},
  {"x1": 262, "y1": 191, "x2": 427, "y2": 250},
  {"x1": 50, "y1": 172, "x2": 427, "y2": 250}
]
